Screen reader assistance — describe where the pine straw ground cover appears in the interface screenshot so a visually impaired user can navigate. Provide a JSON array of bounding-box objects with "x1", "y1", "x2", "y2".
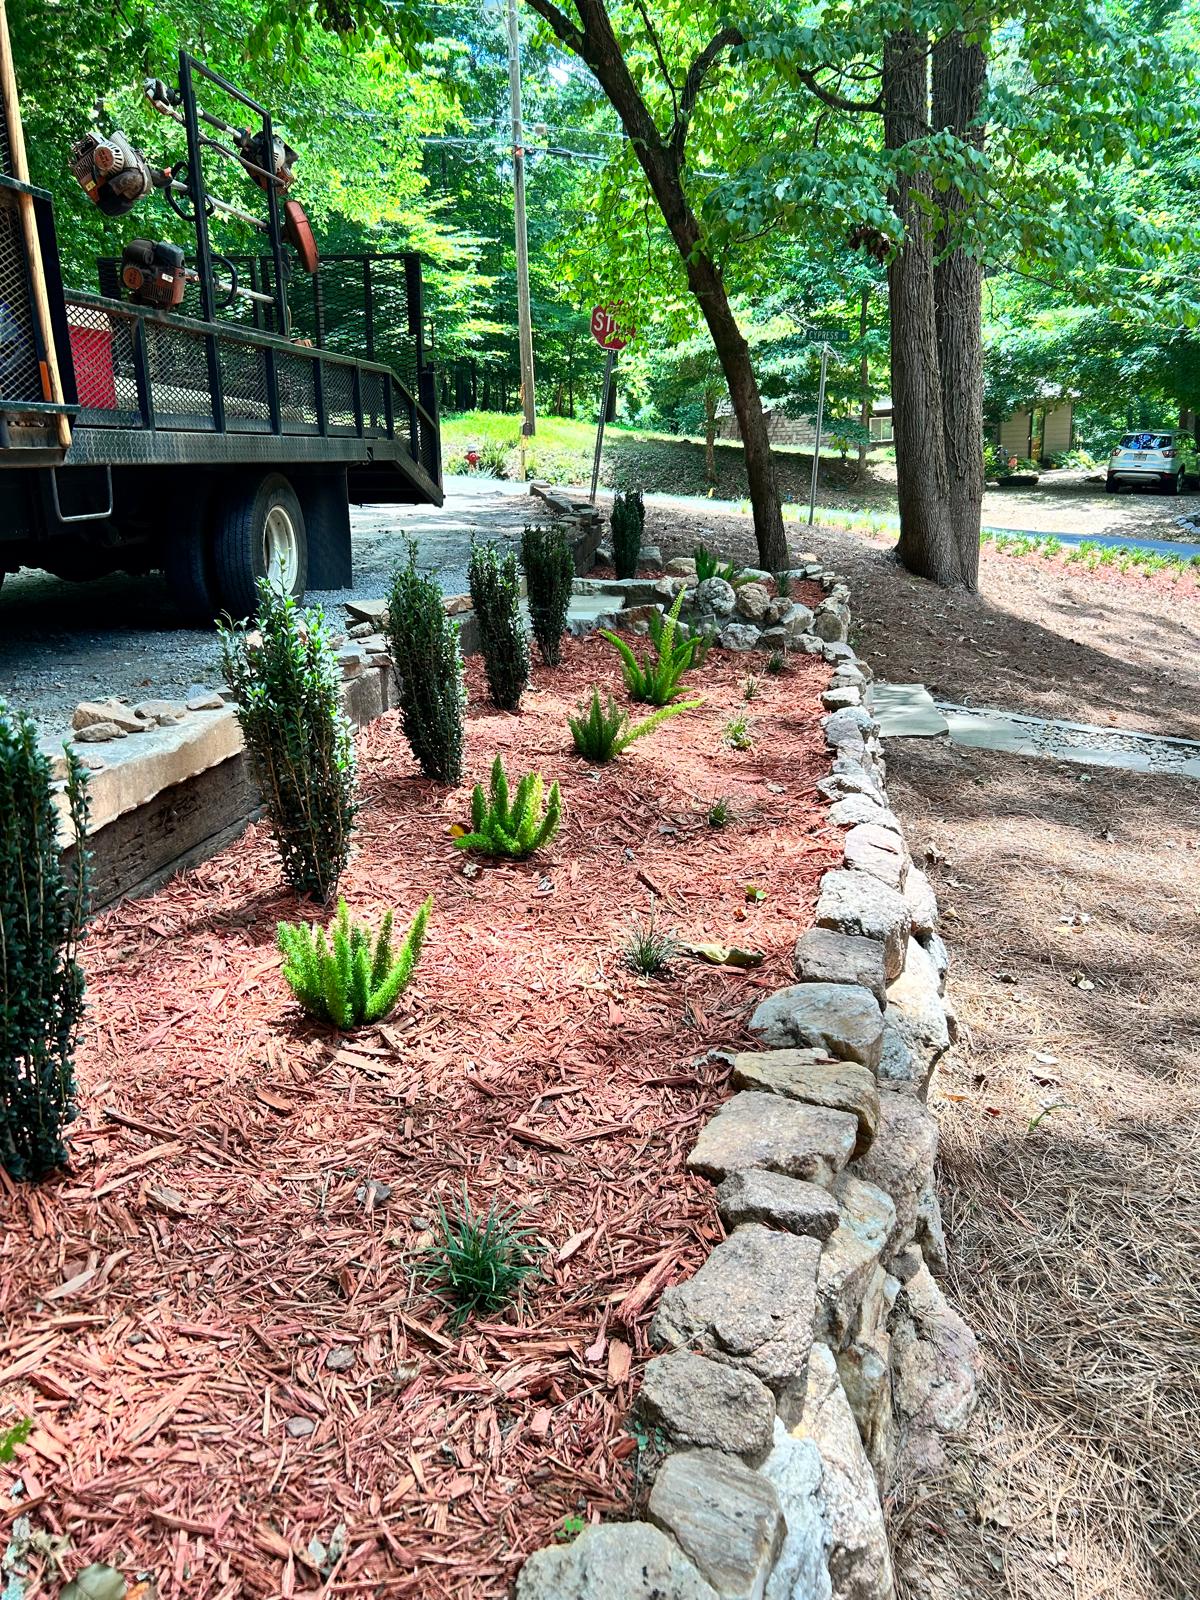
[{"x1": 0, "y1": 630, "x2": 838, "y2": 1600}]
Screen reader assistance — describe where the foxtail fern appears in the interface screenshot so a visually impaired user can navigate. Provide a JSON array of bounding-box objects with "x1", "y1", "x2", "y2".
[
  {"x1": 454, "y1": 757, "x2": 561, "y2": 859},
  {"x1": 278, "y1": 896, "x2": 432, "y2": 1029}
]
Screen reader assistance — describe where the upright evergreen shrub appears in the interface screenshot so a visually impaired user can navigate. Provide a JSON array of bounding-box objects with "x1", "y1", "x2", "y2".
[
  {"x1": 469, "y1": 540, "x2": 530, "y2": 711},
  {"x1": 611, "y1": 489, "x2": 644, "y2": 579},
  {"x1": 385, "y1": 549, "x2": 467, "y2": 786},
  {"x1": 520, "y1": 523, "x2": 574, "y2": 667},
  {"x1": 219, "y1": 580, "x2": 356, "y2": 902},
  {"x1": 0, "y1": 705, "x2": 88, "y2": 1181}
]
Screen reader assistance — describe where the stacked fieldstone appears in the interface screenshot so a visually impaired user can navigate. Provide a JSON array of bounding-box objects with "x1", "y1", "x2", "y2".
[{"x1": 518, "y1": 582, "x2": 979, "y2": 1600}]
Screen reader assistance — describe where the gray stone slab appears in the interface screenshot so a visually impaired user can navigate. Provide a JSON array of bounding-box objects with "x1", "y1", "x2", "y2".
[
  {"x1": 516, "y1": 1523, "x2": 717, "y2": 1600},
  {"x1": 636, "y1": 1349, "x2": 777, "y2": 1466},
  {"x1": 730, "y1": 1051, "x2": 879, "y2": 1156},
  {"x1": 750, "y1": 983, "x2": 885, "y2": 1070},
  {"x1": 688, "y1": 1092, "x2": 859, "y2": 1186},
  {"x1": 793, "y1": 927, "x2": 888, "y2": 1006},
  {"x1": 648, "y1": 1449, "x2": 784, "y2": 1600},
  {"x1": 715, "y1": 1169, "x2": 841, "y2": 1240},
  {"x1": 866, "y1": 682, "x2": 949, "y2": 739}
]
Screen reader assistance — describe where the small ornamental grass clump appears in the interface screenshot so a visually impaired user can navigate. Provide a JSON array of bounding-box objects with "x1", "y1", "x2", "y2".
[
  {"x1": 723, "y1": 711, "x2": 754, "y2": 751},
  {"x1": 385, "y1": 549, "x2": 467, "y2": 787},
  {"x1": 600, "y1": 589, "x2": 700, "y2": 707},
  {"x1": 454, "y1": 756, "x2": 561, "y2": 859},
  {"x1": 765, "y1": 649, "x2": 787, "y2": 676},
  {"x1": 707, "y1": 795, "x2": 734, "y2": 828},
  {"x1": 622, "y1": 903, "x2": 676, "y2": 978},
  {"x1": 420, "y1": 1185, "x2": 540, "y2": 1326},
  {"x1": 694, "y1": 544, "x2": 747, "y2": 586},
  {"x1": 220, "y1": 580, "x2": 356, "y2": 902},
  {"x1": 521, "y1": 522, "x2": 574, "y2": 667},
  {"x1": 568, "y1": 689, "x2": 700, "y2": 764},
  {"x1": 0, "y1": 705, "x2": 88, "y2": 1181},
  {"x1": 610, "y1": 488, "x2": 644, "y2": 579},
  {"x1": 277, "y1": 895, "x2": 432, "y2": 1029},
  {"x1": 469, "y1": 540, "x2": 530, "y2": 711}
]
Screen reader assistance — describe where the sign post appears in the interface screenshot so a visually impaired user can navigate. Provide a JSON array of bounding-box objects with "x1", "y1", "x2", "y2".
[
  {"x1": 588, "y1": 303, "x2": 634, "y2": 504},
  {"x1": 807, "y1": 342, "x2": 830, "y2": 527}
]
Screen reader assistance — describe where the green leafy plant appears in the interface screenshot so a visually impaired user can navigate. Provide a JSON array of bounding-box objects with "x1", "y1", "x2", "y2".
[
  {"x1": 600, "y1": 589, "x2": 700, "y2": 706},
  {"x1": 694, "y1": 544, "x2": 748, "y2": 586},
  {"x1": 775, "y1": 570, "x2": 792, "y2": 599},
  {"x1": 521, "y1": 522, "x2": 575, "y2": 667},
  {"x1": 765, "y1": 649, "x2": 787, "y2": 675},
  {"x1": 454, "y1": 756, "x2": 562, "y2": 859},
  {"x1": 420, "y1": 1185, "x2": 540, "y2": 1325},
  {"x1": 622, "y1": 903, "x2": 676, "y2": 977},
  {"x1": 277, "y1": 896, "x2": 432, "y2": 1029},
  {"x1": 470, "y1": 540, "x2": 531, "y2": 711},
  {"x1": 555, "y1": 1514, "x2": 588, "y2": 1542},
  {"x1": 707, "y1": 795, "x2": 734, "y2": 828},
  {"x1": 610, "y1": 488, "x2": 645, "y2": 579},
  {"x1": 220, "y1": 583, "x2": 356, "y2": 903},
  {"x1": 0, "y1": 704, "x2": 88, "y2": 1182},
  {"x1": 0, "y1": 1418, "x2": 33, "y2": 1462},
  {"x1": 723, "y1": 712, "x2": 754, "y2": 750},
  {"x1": 384, "y1": 548, "x2": 467, "y2": 787},
  {"x1": 568, "y1": 689, "x2": 700, "y2": 763},
  {"x1": 743, "y1": 674, "x2": 761, "y2": 701}
]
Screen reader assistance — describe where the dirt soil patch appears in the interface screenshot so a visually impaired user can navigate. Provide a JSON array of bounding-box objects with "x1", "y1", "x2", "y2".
[{"x1": 0, "y1": 634, "x2": 837, "y2": 1599}]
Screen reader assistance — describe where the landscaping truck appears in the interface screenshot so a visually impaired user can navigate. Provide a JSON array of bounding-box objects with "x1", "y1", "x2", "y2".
[{"x1": 0, "y1": 5, "x2": 442, "y2": 621}]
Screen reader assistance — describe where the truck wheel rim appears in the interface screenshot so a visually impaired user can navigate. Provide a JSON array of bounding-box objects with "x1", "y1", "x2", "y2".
[{"x1": 263, "y1": 504, "x2": 299, "y2": 594}]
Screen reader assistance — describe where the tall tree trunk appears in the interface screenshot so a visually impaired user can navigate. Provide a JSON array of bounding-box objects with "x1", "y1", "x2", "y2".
[
  {"x1": 885, "y1": 31, "x2": 961, "y2": 586},
  {"x1": 933, "y1": 28, "x2": 986, "y2": 590},
  {"x1": 856, "y1": 286, "x2": 871, "y2": 482},
  {"x1": 704, "y1": 386, "x2": 718, "y2": 485}
]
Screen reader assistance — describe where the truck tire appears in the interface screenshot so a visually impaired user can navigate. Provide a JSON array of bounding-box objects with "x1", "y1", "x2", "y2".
[
  {"x1": 163, "y1": 491, "x2": 218, "y2": 626},
  {"x1": 212, "y1": 472, "x2": 308, "y2": 618}
]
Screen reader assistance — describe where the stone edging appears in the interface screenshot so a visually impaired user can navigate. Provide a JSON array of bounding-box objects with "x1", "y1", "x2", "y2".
[{"x1": 517, "y1": 572, "x2": 980, "y2": 1600}]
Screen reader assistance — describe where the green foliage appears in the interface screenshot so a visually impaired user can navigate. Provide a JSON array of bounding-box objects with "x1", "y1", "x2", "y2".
[
  {"x1": 385, "y1": 550, "x2": 466, "y2": 787},
  {"x1": 707, "y1": 795, "x2": 734, "y2": 827},
  {"x1": 420, "y1": 1186, "x2": 540, "y2": 1326},
  {"x1": 694, "y1": 545, "x2": 747, "y2": 586},
  {"x1": 277, "y1": 895, "x2": 432, "y2": 1029},
  {"x1": 469, "y1": 542, "x2": 531, "y2": 712},
  {"x1": 521, "y1": 523, "x2": 575, "y2": 667},
  {"x1": 454, "y1": 757, "x2": 562, "y2": 859},
  {"x1": 610, "y1": 489, "x2": 645, "y2": 579},
  {"x1": 723, "y1": 712, "x2": 754, "y2": 751},
  {"x1": 600, "y1": 589, "x2": 701, "y2": 706},
  {"x1": 220, "y1": 582, "x2": 356, "y2": 902},
  {"x1": 775, "y1": 571, "x2": 792, "y2": 600},
  {"x1": 0, "y1": 706, "x2": 88, "y2": 1182},
  {"x1": 743, "y1": 674, "x2": 761, "y2": 701},
  {"x1": 765, "y1": 649, "x2": 787, "y2": 675},
  {"x1": 622, "y1": 903, "x2": 676, "y2": 978},
  {"x1": 0, "y1": 1418, "x2": 33, "y2": 1463},
  {"x1": 568, "y1": 689, "x2": 700, "y2": 763}
]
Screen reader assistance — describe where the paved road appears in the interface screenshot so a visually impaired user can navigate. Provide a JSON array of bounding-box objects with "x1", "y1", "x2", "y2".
[
  {"x1": 0, "y1": 479, "x2": 548, "y2": 743},
  {"x1": 983, "y1": 525, "x2": 1200, "y2": 560}
]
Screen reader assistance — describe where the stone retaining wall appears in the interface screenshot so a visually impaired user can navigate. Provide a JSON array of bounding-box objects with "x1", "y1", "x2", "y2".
[{"x1": 517, "y1": 572, "x2": 979, "y2": 1600}]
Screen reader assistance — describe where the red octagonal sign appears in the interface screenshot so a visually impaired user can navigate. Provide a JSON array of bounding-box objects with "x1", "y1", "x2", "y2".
[{"x1": 590, "y1": 302, "x2": 634, "y2": 352}]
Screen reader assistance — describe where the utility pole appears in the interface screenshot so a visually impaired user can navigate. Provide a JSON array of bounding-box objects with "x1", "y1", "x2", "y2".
[
  {"x1": 808, "y1": 343, "x2": 830, "y2": 527},
  {"x1": 506, "y1": 0, "x2": 536, "y2": 437}
]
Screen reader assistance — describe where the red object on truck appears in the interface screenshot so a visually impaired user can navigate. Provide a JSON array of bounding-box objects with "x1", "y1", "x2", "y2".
[{"x1": 68, "y1": 321, "x2": 117, "y2": 409}]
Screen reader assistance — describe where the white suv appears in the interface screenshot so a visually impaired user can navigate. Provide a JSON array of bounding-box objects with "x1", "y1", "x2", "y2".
[{"x1": 1106, "y1": 431, "x2": 1195, "y2": 494}]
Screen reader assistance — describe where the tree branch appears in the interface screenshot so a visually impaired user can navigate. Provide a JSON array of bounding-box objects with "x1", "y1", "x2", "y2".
[
  {"x1": 673, "y1": 25, "x2": 743, "y2": 160},
  {"x1": 524, "y1": 0, "x2": 586, "y2": 59},
  {"x1": 633, "y1": 0, "x2": 679, "y2": 129},
  {"x1": 798, "y1": 68, "x2": 883, "y2": 114}
]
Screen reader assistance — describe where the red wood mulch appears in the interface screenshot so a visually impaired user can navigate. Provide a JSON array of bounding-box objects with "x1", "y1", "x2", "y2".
[{"x1": 0, "y1": 628, "x2": 838, "y2": 1599}]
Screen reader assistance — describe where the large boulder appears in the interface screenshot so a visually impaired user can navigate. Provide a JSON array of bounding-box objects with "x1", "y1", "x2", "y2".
[
  {"x1": 815, "y1": 870, "x2": 912, "y2": 982},
  {"x1": 688, "y1": 1092, "x2": 859, "y2": 1186},
  {"x1": 750, "y1": 983, "x2": 884, "y2": 1071},
  {"x1": 517, "y1": 1523, "x2": 716, "y2": 1600},
  {"x1": 648, "y1": 1449, "x2": 784, "y2": 1599},
  {"x1": 735, "y1": 582, "x2": 772, "y2": 624},
  {"x1": 695, "y1": 576, "x2": 737, "y2": 618}
]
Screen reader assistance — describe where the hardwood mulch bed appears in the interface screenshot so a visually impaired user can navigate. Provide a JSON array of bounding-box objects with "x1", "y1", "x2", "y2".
[{"x1": 1, "y1": 627, "x2": 837, "y2": 1599}]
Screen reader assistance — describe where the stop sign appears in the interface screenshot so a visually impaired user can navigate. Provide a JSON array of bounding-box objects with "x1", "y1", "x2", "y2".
[{"x1": 590, "y1": 303, "x2": 634, "y2": 352}]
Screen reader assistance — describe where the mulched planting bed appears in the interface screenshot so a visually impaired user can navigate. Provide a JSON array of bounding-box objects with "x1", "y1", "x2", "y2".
[{"x1": 1, "y1": 632, "x2": 837, "y2": 1599}]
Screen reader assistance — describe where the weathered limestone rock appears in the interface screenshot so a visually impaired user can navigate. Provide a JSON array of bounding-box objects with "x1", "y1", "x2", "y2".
[
  {"x1": 651, "y1": 1225, "x2": 822, "y2": 1416},
  {"x1": 916, "y1": 1182, "x2": 948, "y2": 1276},
  {"x1": 778, "y1": 602, "x2": 816, "y2": 642},
  {"x1": 836, "y1": 1330, "x2": 896, "y2": 1484},
  {"x1": 817, "y1": 1177, "x2": 897, "y2": 1345},
  {"x1": 876, "y1": 1017, "x2": 920, "y2": 1098},
  {"x1": 648, "y1": 1449, "x2": 784, "y2": 1600},
  {"x1": 831, "y1": 663, "x2": 867, "y2": 688},
  {"x1": 885, "y1": 940, "x2": 949, "y2": 1058},
  {"x1": 815, "y1": 870, "x2": 911, "y2": 982},
  {"x1": 716, "y1": 1169, "x2": 841, "y2": 1240},
  {"x1": 826, "y1": 795, "x2": 902, "y2": 836},
  {"x1": 792, "y1": 928, "x2": 888, "y2": 1008},
  {"x1": 696, "y1": 576, "x2": 737, "y2": 618},
  {"x1": 822, "y1": 641, "x2": 858, "y2": 665},
  {"x1": 344, "y1": 597, "x2": 389, "y2": 627},
  {"x1": 823, "y1": 707, "x2": 877, "y2": 749},
  {"x1": 688, "y1": 1093, "x2": 859, "y2": 1186},
  {"x1": 636, "y1": 1349, "x2": 777, "y2": 1466},
  {"x1": 735, "y1": 582, "x2": 772, "y2": 624},
  {"x1": 821, "y1": 685, "x2": 862, "y2": 712},
  {"x1": 134, "y1": 698, "x2": 187, "y2": 723},
  {"x1": 817, "y1": 770, "x2": 886, "y2": 807},
  {"x1": 852, "y1": 1092, "x2": 939, "y2": 1259},
  {"x1": 516, "y1": 1523, "x2": 717, "y2": 1600},
  {"x1": 186, "y1": 691, "x2": 226, "y2": 711},
  {"x1": 667, "y1": 556, "x2": 699, "y2": 577},
  {"x1": 843, "y1": 824, "x2": 908, "y2": 892},
  {"x1": 811, "y1": 609, "x2": 849, "y2": 643},
  {"x1": 761, "y1": 1423, "x2": 833, "y2": 1600},
  {"x1": 750, "y1": 984, "x2": 884, "y2": 1071},
  {"x1": 794, "y1": 1343, "x2": 896, "y2": 1600},
  {"x1": 902, "y1": 867, "x2": 938, "y2": 939},
  {"x1": 72, "y1": 700, "x2": 149, "y2": 735},
  {"x1": 730, "y1": 1051, "x2": 879, "y2": 1157},
  {"x1": 721, "y1": 623, "x2": 763, "y2": 652},
  {"x1": 892, "y1": 1264, "x2": 979, "y2": 1479},
  {"x1": 73, "y1": 720, "x2": 128, "y2": 743},
  {"x1": 924, "y1": 931, "x2": 949, "y2": 992}
]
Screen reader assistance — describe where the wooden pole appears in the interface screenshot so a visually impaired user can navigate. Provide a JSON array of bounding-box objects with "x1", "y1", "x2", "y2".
[{"x1": 0, "y1": 0, "x2": 71, "y2": 449}]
